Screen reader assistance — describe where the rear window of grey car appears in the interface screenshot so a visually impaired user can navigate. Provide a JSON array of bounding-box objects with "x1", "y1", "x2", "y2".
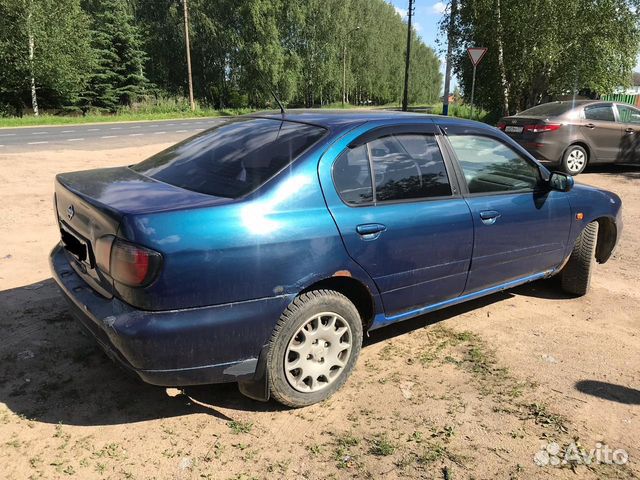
[
  {"x1": 132, "y1": 118, "x2": 325, "y2": 198},
  {"x1": 518, "y1": 103, "x2": 574, "y2": 117}
]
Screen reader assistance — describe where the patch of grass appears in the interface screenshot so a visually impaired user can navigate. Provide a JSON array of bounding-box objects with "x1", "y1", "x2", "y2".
[
  {"x1": 334, "y1": 432, "x2": 360, "y2": 469},
  {"x1": 369, "y1": 434, "x2": 396, "y2": 456},
  {"x1": 417, "y1": 442, "x2": 448, "y2": 464},
  {"x1": 0, "y1": 106, "x2": 248, "y2": 128},
  {"x1": 336, "y1": 433, "x2": 360, "y2": 448},
  {"x1": 526, "y1": 403, "x2": 568, "y2": 433},
  {"x1": 227, "y1": 420, "x2": 253, "y2": 435},
  {"x1": 432, "y1": 425, "x2": 455, "y2": 441},
  {"x1": 93, "y1": 442, "x2": 127, "y2": 460},
  {"x1": 307, "y1": 443, "x2": 323, "y2": 455}
]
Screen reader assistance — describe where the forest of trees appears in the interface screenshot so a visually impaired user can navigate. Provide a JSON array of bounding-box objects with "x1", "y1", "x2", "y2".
[
  {"x1": 444, "y1": 0, "x2": 640, "y2": 119},
  {"x1": 0, "y1": 0, "x2": 443, "y2": 116}
]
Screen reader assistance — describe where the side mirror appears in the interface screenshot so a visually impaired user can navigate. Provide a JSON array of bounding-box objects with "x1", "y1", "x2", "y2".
[{"x1": 548, "y1": 171, "x2": 574, "y2": 192}]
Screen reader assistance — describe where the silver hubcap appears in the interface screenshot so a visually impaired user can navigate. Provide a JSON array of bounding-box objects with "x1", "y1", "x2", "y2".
[
  {"x1": 284, "y1": 312, "x2": 353, "y2": 393},
  {"x1": 566, "y1": 149, "x2": 586, "y2": 172}
]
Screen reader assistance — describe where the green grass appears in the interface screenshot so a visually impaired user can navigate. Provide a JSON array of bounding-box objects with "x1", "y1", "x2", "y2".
[
  {"x1": 227, "y1": 420, "x2": 253, "y2": 435},
  {"x1": 0, "y1": 98, "x2": 488, "y2": 128},
  {"x1": 0, "y1": 108, "x2": 249, "y2": 128},
  {"x1": 429, "y1": 102, "x2": 490, "y2": 123}
]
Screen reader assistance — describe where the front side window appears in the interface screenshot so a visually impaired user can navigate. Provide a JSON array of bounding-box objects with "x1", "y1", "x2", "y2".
[
  {"x1": 448, "y1": 135, "x2": 540, "y2": 194},
  {"x1": 584, "y1": 105, "x2": 615, "y2": 122},
  {"x1": 333, "y1": 133, "x2": 452, "y2": 205},
  {"x1": 617, "y1": 104, "x2": 640, "y2": 125},
  {"x1": 132, "y1": 118, "x2": 326, "y2": 198}
]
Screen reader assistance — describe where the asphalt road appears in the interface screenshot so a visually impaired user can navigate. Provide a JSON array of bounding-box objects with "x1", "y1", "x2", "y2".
[{"x1": 0, "y1": 117, "x2": 230, "y2": 152}]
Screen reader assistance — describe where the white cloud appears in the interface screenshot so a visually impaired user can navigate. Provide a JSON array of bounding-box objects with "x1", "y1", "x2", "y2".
[
  {"x1": 394, "y1": 6, "x2": 407, "y2": 18},
  {"x1": 432, "y1": 2, "x2": 447, "y2": 14},
  {"x1": 413, "y1": 21, "x2": 422, "y2": 32}
]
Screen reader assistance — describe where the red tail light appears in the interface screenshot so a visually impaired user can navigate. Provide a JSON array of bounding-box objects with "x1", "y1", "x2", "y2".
[
  {"x1": 524, "y1": 124, "x2": 561, "y2": 133},
  {"x1": 95, "y1": 236, "x2": 162, "y2": 287},
  {"x1": 497, "y1": 122, "x2": 506, "y2": 131}
]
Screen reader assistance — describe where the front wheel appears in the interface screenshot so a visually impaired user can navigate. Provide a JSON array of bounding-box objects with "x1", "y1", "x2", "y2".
[
  {"x1": 266, "y1": 290, "x2": 363, "y2": 408},
  {"x1": 561, "y1": 145, "x2": 588, "y2": 175},
  {"x1": 559, "y1": 221, "x2": 598, "y2": 296}
]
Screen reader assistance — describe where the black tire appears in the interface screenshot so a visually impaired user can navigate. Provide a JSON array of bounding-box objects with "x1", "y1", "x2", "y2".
[
  {"x1": 266, "y1": 290, "x2": 363, "y2": 408},
  {"x1": 560, "y1": 145, "x2": 588, "y2": 176},
  {"x1": 559, "y1": 222, "x2": 599, "y2": 296}
]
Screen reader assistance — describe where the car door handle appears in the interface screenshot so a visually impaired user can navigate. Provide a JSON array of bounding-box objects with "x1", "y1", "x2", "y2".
[
  {"x1": 585, "y1": 123, "x2": 596, "y2": 129},
  {"x1": 479, "y1": 210, "x2": 501, "y2": 225},
  {"x1": 625, "y1": 127, "x2": 635, "y2": 134},
  {"x1": 356, "y1": 223, "x2": 386, "y2": 240}
]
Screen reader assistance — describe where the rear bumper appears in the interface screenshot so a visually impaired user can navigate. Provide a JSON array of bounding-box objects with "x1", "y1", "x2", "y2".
[
  {"x1": 508, "y1": 136, "x2": 566, "y2": 164},
  {"x1": 49, "y1": 244, "x2": 291, "y2": 386}
]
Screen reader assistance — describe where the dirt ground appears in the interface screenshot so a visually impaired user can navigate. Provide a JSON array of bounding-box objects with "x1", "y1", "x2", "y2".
[{"x1": 0, "y1": 144, "x2": 638, "y2": 480}]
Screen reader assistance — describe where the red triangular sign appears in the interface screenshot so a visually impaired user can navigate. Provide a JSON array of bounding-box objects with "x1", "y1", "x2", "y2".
[{"x1": 467, "y1": 47, "x2": 487, "y2": 66}]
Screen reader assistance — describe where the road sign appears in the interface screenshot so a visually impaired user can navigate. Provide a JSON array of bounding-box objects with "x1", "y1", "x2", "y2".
[
  {"x1": 467, "y1": 47, "x2": 487, "y2": 66},
  {"x1": 467, "y1": 47, "x2": 487, "y2": 120}
]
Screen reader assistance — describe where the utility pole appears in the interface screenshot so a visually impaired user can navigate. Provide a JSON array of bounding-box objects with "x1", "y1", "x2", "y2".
[
  {"x1": 183, "y1": 0, "x2": 195, "y2": 111},
  {"x1": 442, "y1": 0, "x2": 457, "y2": 116},
  {"x1": 342, "y1": 26, "x2": 361, "y2": 108},
  {"x1": 401, "y1": 0, "x2": 414, "y2": 112}
]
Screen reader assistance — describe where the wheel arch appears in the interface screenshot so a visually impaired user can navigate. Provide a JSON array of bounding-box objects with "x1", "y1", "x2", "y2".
[{"x1": 300, "y1": 275, "x2": 376, "y2": 332}]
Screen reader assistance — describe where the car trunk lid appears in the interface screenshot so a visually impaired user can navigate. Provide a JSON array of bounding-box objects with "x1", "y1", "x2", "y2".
[{"x1": 54, "y1": 166, "x2": 232, "y2": 298}]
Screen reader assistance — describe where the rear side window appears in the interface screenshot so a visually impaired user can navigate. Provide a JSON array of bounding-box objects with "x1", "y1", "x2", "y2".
[
  {"x1": 332, "y1": 145, "x2": 373, "y2": 205},
  {"x1": 448, "y1": 135, "x2": 540, "y2": 194},
  {"x1": 333, "y1": 133, "x2": 451, "y2": 205},
  {"x1": 584, "y1": 105, "x2": 615, "y2": 122},
  {"x1": 132, "y1": 118, "x2": 325, "y2": 198}
]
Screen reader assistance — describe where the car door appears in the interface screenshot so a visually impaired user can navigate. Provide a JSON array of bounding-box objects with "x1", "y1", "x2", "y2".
[
  {"x1": 319, "y1": 124, "x2": 474, "y2": 316},
  {"x1": 581, "y1": 103, "x2": 623, "y2": 162},
  {"x1": 614, "y1": 103, "x2": 640, "y2": 164},
  {"x1": 443, "y1": 127, "x2": 572, "y2": 293}
]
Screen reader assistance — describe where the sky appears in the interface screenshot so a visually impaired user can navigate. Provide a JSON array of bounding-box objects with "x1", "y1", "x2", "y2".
[{"x1": 388, "y1": 0, "x2": 453, "y2": 90}]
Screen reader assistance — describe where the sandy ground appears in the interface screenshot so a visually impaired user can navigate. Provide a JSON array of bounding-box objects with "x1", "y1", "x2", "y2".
[{"x1": 0, "y1": 144, "x2": 638, "y2": 480}]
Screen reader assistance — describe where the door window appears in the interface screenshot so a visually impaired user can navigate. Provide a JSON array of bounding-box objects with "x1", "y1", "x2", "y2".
[
  {"x1": 448, "y1": 135, "x2": 541, "y2": 194},
  {"x1": 368, "y1": 134, "x2": 452, "y2": 201},
  {"x1": 617, "y1": 104, "x2": 640, "y2": 125},
  {"x1": 584, "y1": 105, "x2": 615, "y2": 122},
  {"x1": 333, "y1": 133, "x2": 452, "y2": 205}
]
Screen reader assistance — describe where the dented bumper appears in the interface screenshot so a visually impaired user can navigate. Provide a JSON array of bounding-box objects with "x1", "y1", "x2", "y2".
[{"x1": 49, "y1": 244, "x2": 291, "y2": 386}]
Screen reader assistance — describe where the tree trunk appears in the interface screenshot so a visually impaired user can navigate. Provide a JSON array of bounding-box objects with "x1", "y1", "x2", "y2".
[
  {"x1": 495, "y1": 0, "x2": 509, "y2": 116},
  {"x1": 27, "y1": 9, "x2": 39, "y2": 116}
]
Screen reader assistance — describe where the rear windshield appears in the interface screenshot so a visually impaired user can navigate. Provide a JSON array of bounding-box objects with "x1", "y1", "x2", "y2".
[
  {"x1": 132, "y1": 118, "x2": 326, "y2": 198},
  {"x1": 517, "y1": 102, "x2": 575, "y2": 117}
]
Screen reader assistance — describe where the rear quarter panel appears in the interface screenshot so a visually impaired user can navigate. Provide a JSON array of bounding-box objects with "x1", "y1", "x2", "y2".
[{"x1": 116, "y1": 136, "x2": 381, "y2": 312}]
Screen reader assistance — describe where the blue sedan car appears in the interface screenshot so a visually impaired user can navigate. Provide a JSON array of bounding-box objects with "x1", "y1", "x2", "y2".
[{"x1": 50, "y1": 111, "x2": 622, "y2": 407}]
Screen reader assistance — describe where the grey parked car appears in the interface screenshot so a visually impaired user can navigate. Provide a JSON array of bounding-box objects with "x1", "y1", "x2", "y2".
[{"x1": 498, "y1": 100, "x2": 640, "y2": 175}]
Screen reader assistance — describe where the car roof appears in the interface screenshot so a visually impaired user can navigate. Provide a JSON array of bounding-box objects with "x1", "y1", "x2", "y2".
[{"x1": 249, "y1": 108, "x2": 442, "y2": 129}]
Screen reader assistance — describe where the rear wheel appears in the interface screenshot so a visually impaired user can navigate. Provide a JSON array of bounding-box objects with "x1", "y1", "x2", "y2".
[
  {"x1": 559, "y1": 221, "x2": 598, "y2": 296},
  {"x1": 561, "y1": 145, "x2": 588, "y2": 175},
  {"x1": 267, "y1": 290, "x2": 363, "y2": 408}
]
